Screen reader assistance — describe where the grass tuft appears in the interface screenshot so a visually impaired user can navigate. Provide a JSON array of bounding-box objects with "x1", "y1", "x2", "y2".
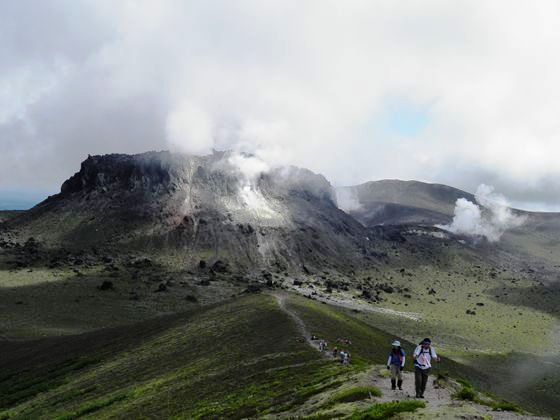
[
  {"x1": 454, "y1": 385, "x2": 477, "y2": 401},
  {"x1": 490, "y1": 400, "x2": 523, "y2": 413},
  {"x1": 349, "y1": 400, "x2": 425, "y2": 420},
  {"x1": 55, "y1": 394, "x2": 127, "y2": 420},
  {"x1": 330, "y1": 385, "x2": 382, "y2": 405}
]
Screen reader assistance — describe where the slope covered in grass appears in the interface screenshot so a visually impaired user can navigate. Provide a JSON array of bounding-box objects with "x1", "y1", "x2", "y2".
[
  {"x1": 0, "y1": 294, "x2": 348, "y2": 419},
  {"x1": 286, "y1": 295, "x2": 486, "y2": 382},
  {"x1": 290, "y1": 294, "x2": 559, "y2": 416}
]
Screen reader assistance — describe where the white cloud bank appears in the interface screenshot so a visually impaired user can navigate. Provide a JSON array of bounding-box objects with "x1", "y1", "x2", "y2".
[
  {"x1": 2, "y1": 1, "x2": 560, "y2": 210},
  {"x1": 438, "y1": 184, "x2": 526, "y2": 242}
]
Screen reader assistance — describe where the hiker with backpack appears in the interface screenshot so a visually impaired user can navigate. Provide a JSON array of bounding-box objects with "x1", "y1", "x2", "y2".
[
  {"x1": 386, "y1": 340, "x2": 405, "y2": 390},
  {"x1": 332, "y1": 346, "x2": 338, "y2": 358},
  {"x1": 413, "y1": 338, "x2": 440, "y2": 398}
]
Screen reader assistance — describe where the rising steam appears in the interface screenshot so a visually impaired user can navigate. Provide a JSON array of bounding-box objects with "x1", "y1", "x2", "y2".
[{"x1": 438, "y1": 184, "x2": 526, "y2": 242}]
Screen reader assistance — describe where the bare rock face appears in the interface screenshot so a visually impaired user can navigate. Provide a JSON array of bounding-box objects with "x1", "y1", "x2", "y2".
[{"x1": 9, "y1": 151, "x2": 376, "y2": 274}]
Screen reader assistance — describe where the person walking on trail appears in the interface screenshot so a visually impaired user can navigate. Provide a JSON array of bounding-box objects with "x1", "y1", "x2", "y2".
[
  {"x1": 386, "y1": 340, "x2": 405, "y2": 390},
  {"x1": 413, "y1": 338, "x2": 440, "y2": 398}
]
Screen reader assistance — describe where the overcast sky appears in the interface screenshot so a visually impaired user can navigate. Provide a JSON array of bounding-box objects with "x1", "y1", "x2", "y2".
[{"x1": 2, "y1": 0, "x2": 560, "y2": 211}]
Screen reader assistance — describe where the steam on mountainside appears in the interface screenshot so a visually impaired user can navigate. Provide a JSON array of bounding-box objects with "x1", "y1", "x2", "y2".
[
  {"x1": 5, "y1": 151, "x2": 375, "y2": 274},
  {"x1": 438, "y1": 184, "x2": 527, "y2": 242}
]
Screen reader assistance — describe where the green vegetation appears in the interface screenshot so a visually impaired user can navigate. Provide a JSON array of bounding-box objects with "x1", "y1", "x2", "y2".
[
  {"x1": 455, "y1": 385, "x2": 477, "y2": 401},
  {"x1": 0, "y1": 294, "x2": 350, "y2": 419},
  {"x1": 286, "y1": 295, "x2": 410, "y2": 367},
  {"x1": 490, "y1": 400, "x2": 522, "y2": 413},
  {"x1": 453, "y1": 378, "x2": 523, "y2": 413},
  {"x1": 54, "y1": 394, "x2": 127, "y2": 420},
  {"x1": 348, "y1": 400, "x2": 426, "y2": 420},
  {"x1": 329, "y1": 385, "x2": 382, "y2": 404}
]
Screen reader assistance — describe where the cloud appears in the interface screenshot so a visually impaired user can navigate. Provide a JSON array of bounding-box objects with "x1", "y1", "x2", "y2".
[
  {"x1": 2, "y1": 1, "x2": 560, "y2": 210},
  {"x1": 438, "y1": 184, "x2": 526, "y2": 241}
]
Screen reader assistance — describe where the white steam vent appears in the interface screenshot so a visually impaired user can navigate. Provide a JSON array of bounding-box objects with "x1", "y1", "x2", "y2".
[
  {"x1": 227, "y1": 153, "x2": 280, "y2": 220},
  {"x1": 335, "y1": 187, "x2": 362, "y2": 212},
  {"x1": 437, "y1": 184, "x2": 526, "y2": 242}
]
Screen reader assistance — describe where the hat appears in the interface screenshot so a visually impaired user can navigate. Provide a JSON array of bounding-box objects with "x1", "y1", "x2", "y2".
[
  {"x1": 420, "y1": 338, "x2": 431, "y2": 345},
  {"x1": 391, "y1": 340, "x2": 401, "y2": 347}
]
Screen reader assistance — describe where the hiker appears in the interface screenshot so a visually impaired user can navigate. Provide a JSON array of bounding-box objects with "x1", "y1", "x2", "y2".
[
  {"x1": 386, "y1": 340, "x2": 406, "y2": 390},
  {"x1": 339, "y1": 350, "x2": 346, "y2": 363},
  {"x1": 343, "y1": 351, "x2": 350, "y2": 365},
  {"x1": 332, "y1": 346, "x2": 338, "y2": 357},
  {"x1": 319, "y1": 339, "x2": 327, "y2": 352},
  {"x1": 413, "y1": 338, "x2": 440, "y2": 398}
]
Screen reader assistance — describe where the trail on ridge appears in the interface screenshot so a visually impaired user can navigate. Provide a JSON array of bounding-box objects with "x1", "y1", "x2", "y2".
[{"x1": 272, "y1": 292, "x2": 323, "y2": 353}]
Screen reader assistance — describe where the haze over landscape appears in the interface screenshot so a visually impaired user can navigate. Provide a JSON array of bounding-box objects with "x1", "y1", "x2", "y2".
[{"x1": 1, "y1": 1, "x2": 560, "y2": 419}]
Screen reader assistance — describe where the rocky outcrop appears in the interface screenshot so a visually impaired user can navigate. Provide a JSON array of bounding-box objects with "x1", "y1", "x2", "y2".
[{"x1": 8, "y1": 151, "x2": 376, "y2": 274}]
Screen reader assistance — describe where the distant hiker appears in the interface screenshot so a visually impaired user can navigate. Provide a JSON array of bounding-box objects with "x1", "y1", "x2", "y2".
[
  {"x1": 332, "y1": 347, "x2": 338, "y2": 357},
  {"x1": 339, "y1": 350, "x2": 346, "y2": 363},
  {"x1": 413, "y1": 338, "x2": 440, "y2": 398},
  {"x1": 386, "y1": 340, "x2": 406, "y2": 390},
  {"x1": 319, "y1": 339, "x2": 327, "y2": 352}
]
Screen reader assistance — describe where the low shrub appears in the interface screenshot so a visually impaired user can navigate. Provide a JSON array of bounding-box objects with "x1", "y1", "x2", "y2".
[
  {"x1": 454, "y1": 386, "x2": 476, "y2": 401},
  {"x1": 330, "y1": 385, "x2": 382, "y2": 404},
  {"x1": 491, "y1": 400, "x2": 522, "y2": 413},
  {"x1": 349, "y1": 400, "x2": 425, "y2": 420}
]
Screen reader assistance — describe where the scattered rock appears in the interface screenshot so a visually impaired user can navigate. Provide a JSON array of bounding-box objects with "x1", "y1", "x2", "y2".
[
  {"x1": 155, "y1": 283, "x2": 168, "y2": 292},
  {"x1": 379, "y1": 284, "x2": 394, "y2": 293},
  {"x1": 211, "y1": 260, "x2": 228, "y2": 273},
  {"x1": 129, "y1": 257, "x2": 152, "y2": 268},
  {"x1": 244, "y1": 284, "x2": 262, "y2": 294},
  {"x1": 98, "y1": 280, "x2": 114, "y2": 291}
]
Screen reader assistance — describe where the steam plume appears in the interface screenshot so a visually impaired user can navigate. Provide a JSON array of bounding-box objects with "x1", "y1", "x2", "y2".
[{"x1": 438, "y1": 184, "x2": 526, "y2": 242}]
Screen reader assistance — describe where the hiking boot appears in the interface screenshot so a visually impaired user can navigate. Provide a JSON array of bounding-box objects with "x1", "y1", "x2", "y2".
[
  {"x1": 391, "y1": 379, "x2": 396, "y2": 390},
  {"x1": 397, "y1": 380, "x2": 403, "y2": 390}
]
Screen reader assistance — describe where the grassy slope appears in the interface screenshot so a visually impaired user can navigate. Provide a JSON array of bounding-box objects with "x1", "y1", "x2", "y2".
[
  {"x1": 0, "y1": 294, "x2": 348, "y2": 419},
  {"x1": 285, "y1": 295, "x2": 487, "y2": 383},
  {"x1": 0, "y1": 257, "x2": 241, "y2": 339},
  {"x1": 0, "y1": 291, "x2": 552, "y2": 418},
  {"x1": 287, "y1": 295, "x2": 560, "y2": 416}
]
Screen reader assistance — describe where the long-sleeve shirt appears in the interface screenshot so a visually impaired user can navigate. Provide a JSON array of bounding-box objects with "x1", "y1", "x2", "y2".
[
  {"x1": 413, "y1": 345, "x2": 437, "y2": 370},
  {"x1": 387, "y1": 349, "x2": 406, "y2": 367}
]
